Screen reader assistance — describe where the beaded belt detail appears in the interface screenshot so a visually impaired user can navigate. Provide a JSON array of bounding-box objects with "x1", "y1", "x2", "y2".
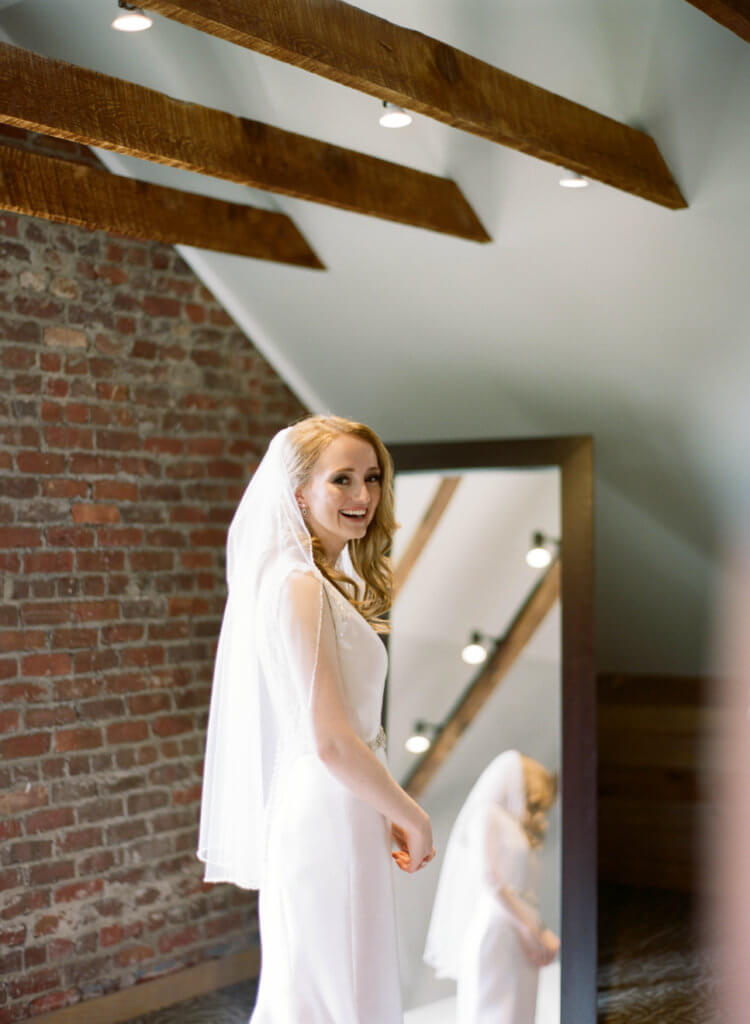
[{"x1": 367, "y1": 725, "x2": 387, "y2": 752}]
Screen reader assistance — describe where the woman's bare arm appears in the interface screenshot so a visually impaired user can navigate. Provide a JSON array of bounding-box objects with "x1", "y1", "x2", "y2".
[
  {"x1": 497, "y1": 885, "x2": 559, "y2": 965},
  {"x1": 481, "y1": 805, "x2": 557, "y2": 958},
  {"x1": 280, "y1": 571, "x2": 433, "y2": 871},
  {"x1": 496, "y1": 884, "x2": 542, "y2": 935}
]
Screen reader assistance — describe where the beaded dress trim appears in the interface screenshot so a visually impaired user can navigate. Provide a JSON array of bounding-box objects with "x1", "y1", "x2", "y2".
[{"x1": 367, "y1": 725, "x2": 387, "y2": 752}]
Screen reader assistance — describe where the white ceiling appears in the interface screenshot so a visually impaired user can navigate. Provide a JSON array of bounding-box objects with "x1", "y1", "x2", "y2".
[{"x1": 2, "y1": 0, "x2": 748, "y2": 563}]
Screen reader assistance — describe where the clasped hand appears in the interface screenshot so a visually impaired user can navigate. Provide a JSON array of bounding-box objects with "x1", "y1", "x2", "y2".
[
  {"x1": 519, "y1": 926, "x2": 559, "y2": 967},
  {"x1": 391, "y1": 822, "x2": 435, "y2": 873}
]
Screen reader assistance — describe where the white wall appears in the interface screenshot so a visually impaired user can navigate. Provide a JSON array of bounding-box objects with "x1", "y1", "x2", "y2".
[{"x1": 594, "y1": 475, "x2": 721, "y2": 675}]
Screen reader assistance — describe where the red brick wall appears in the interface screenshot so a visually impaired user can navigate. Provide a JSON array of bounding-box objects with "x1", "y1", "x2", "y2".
[{"x1": 0, "y1": 129, "x2": 308, "y2": 1020}]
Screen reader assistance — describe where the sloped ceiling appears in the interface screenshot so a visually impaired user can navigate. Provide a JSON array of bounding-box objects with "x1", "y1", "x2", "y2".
[{"x1": 2, "y1": 0, "x2": 747, "y2": 666}]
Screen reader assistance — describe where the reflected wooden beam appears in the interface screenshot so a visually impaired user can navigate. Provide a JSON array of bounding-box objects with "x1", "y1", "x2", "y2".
[
  {"x1": 684, "y1": 0, "x2": 750, "y2": 43},
  {"x1": 0, "y1": 44, "x2": 489, "y2": 243},
  {"x1": 0, "y1": 144, "x2": 323, "y2": 268},
  {"x1": 402, "y1": 557, "x2": 560, "y2": 798},
  {"x1": 138, "y1": 0, "x2": 686, "y2": 210},
  {"x1": 392, "y1": 477, "x2": 461, "y2": 600}
]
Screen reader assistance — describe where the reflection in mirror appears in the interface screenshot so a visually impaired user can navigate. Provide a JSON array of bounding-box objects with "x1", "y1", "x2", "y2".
[{"x1": 389, "y1": 468, "x2": 561, "y2": 1024}]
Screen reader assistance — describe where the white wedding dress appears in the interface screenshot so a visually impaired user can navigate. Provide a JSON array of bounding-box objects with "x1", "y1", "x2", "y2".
[
  {"x1": 250, "y1": 566, "x2": 403, "y2": 1023},
  {"x1": 456, "y1": 806, "x2": 540, "y2": 1024},
  {"x1": 423, "y1": 750, "x2": 541, "y2": 1024}
]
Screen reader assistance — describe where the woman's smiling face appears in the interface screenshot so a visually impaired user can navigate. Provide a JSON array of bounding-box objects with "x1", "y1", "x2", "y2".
[{"x1": 296, "y1": 433, "x2": 382, "y2": 562}]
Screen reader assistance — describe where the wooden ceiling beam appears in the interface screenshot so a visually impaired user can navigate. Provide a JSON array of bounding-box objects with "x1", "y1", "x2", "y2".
[
  {"x1": 392, "y1": 477, "x2": 461, "y2": 600},
  {"x1": 684, "y1": 0, "x2": 750, "y2": 43},
  {"x1": 402, "y1": 557, "x2": 561, "y2": 799},
  {"x1": 0, "y1": 44, "x2": 488, "y2": 243},
  {"x1": 138, "y1": 0, "x2": 687, "y2": 210},
  {"x1": 0, "y1": 144, "x2": 323, "y2": 268}
]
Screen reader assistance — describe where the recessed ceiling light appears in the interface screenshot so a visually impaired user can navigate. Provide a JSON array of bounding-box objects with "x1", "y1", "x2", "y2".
[
  {"x1": 559, "y1": 169, "x2": 589, "y2": 189},
  {"x1": 112, "y1": 2, "x2": 153, "y2": 31},
  {"x1": 379, "y1": 101, "x2": 412, "y2": 129}
]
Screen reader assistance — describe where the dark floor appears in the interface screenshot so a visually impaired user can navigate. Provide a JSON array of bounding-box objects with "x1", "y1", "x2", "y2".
[
  {"x1": 122, "y1": 884, "x2": 717, "y2": 1023},
  {"x1": 596, "y1": 883, "x2": 718, "y2": 1024}
]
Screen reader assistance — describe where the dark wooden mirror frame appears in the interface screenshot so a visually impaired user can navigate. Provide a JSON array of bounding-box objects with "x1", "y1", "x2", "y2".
[{"x1": 385, "y1": 434, "x2": 596, "y2": 1024}]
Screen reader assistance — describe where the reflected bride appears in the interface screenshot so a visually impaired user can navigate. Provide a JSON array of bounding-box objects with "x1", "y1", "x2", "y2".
[{"x1": 424, "y1": 750, "x2": 559, "y2": 1024}]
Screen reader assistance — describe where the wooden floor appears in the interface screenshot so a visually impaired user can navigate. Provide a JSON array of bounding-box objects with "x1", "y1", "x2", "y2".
[{"x1": 597, "y1": 883, "x2": 718, "y2": 1024}]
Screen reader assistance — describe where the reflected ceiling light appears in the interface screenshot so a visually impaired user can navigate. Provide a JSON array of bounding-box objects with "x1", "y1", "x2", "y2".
[
  {"x1": 461, "y1": 629, "x2": 505, "y2": 666},
  {"x1": 405, "y1": 733, "x2": 430, "y2": 754},
  {"x1": 526, "y1": 531, "x2": 560, "y2": 568},
  {"x1": 559, "y1": 169, "x2": 589, "y2": 189},
  {"x1": 405, "y1": 720, "x2": 441, "y2": 754},
  {"x1": 379, "y1": 101, "x2": 412, "y2": 128},
  {"x1": 462, "y1": 630, "x2": 488, "y2": 665},
  {"x1": 112, "y1": 1, "x2": 153, "y2": 31}
]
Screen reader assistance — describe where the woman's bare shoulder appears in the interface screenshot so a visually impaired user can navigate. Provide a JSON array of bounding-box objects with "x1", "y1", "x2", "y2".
[
  {"x1": 284, "y1": 566, "x2": 323, "y2": 587},
  {"x1": 278, "y1": 566, "x2": 325, "y2": 610}
]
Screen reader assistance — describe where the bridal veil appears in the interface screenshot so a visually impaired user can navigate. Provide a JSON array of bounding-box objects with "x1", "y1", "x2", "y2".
[
  {"x1": 423, "y1": 749, "x2": 527, "y2": 979},
  {"x1": 196, "y1": 425, "x2": 325, "y2": 890}
]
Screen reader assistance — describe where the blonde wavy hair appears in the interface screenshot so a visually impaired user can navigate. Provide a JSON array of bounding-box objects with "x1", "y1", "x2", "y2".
[
  {"x1": 521, "y1": 757, "x2": 559, "y2": 849},
  {"x1": 287, "y1": 414, "x2": 398, "y2": 635}
]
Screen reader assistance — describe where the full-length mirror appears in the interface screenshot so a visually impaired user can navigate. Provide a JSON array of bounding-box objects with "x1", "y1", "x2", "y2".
[{"x1": 385, "y1": 438, "x2": 595, "y2": 1024}]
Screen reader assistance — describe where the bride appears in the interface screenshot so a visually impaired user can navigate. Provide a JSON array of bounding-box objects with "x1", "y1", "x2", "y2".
[{"x1": 196, "y1": 414, "x2": 435, "y2": 1022}]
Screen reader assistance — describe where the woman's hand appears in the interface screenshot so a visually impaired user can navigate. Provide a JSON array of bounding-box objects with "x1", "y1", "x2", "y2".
[
  {"x1": 540, "y1": 928, "x2": 560, "y2": 963},
  {"x1": 391, "y1": 813, "x2": 435, "y2": 873},
  {"x1": 518, "y1": 926, "x2": 560, "y2": 967}
]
